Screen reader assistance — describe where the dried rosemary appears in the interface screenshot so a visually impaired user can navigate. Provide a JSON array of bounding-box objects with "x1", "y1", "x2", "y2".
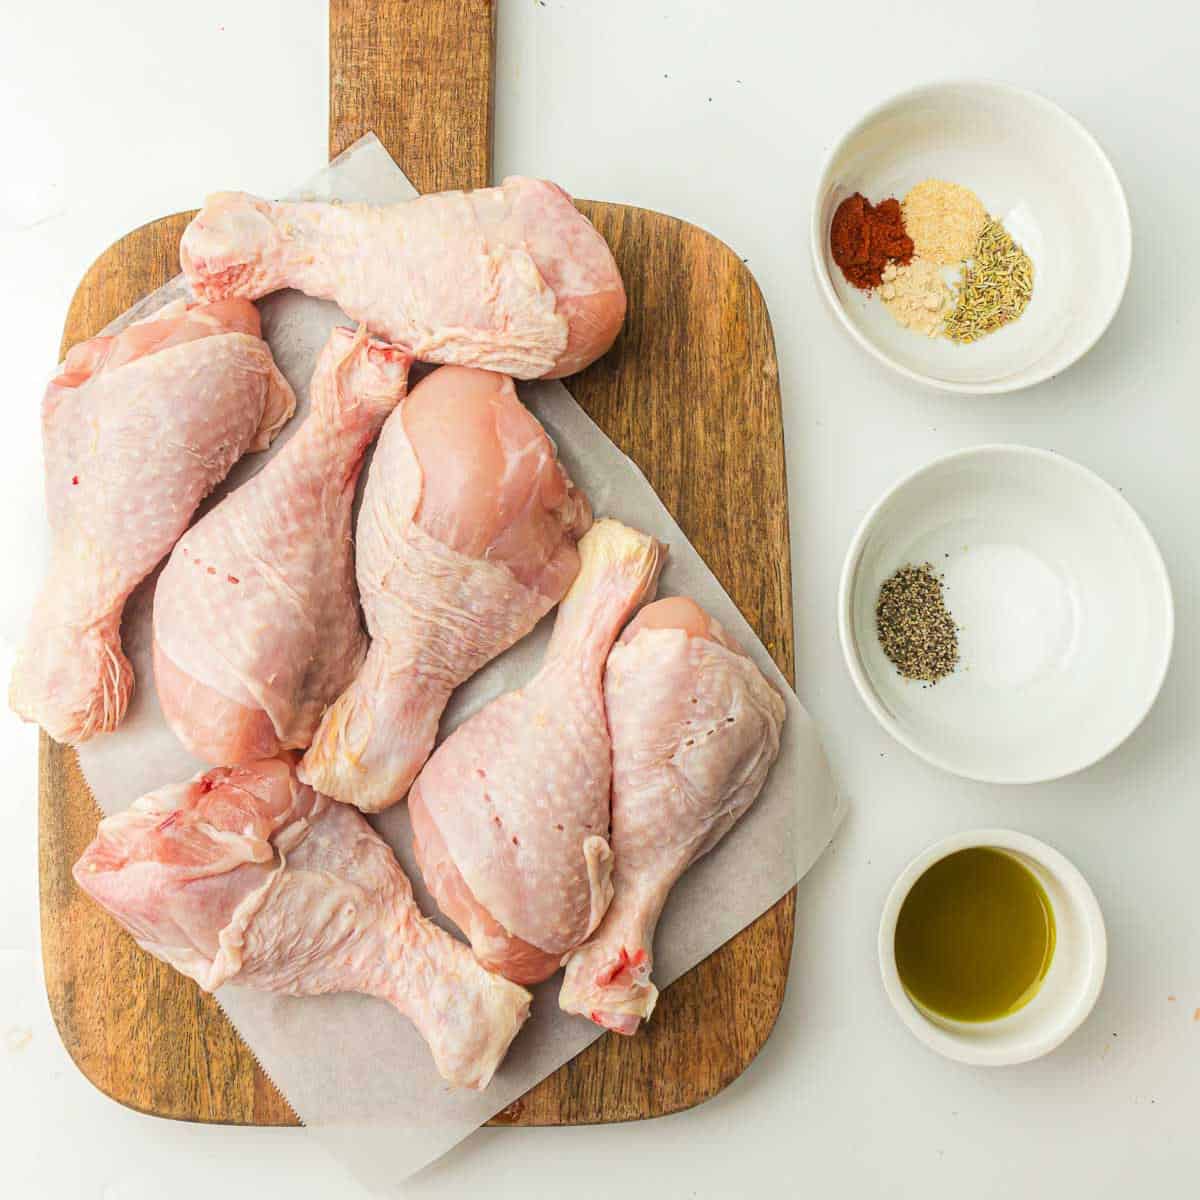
[
  {"x1": 876, "y1": 563, "x2": 959, "y2": 685},
  {"x1": 943, "y1": 219, "x2": 1034, "y2": 343}
]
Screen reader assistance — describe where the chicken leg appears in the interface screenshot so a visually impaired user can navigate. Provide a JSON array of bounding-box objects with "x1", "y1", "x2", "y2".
[
  {"x1": 180, "y1": 179, "x2": 625, "y2": 379},
  {"x1": 298, "y1": 365, "x2": 591, "y2": 813},
  {"x1": 559, "y1": 597, "x2": 785, "y2": 1033},
  {"x1": 73, "y1": 757, "x2": 531, "y2": 1090},
  {"x1": 153, "y1": 326, "x2": 410, "y2": 763},
  {"x1": 410, "y1": 519, "x2": 665, "y2": 984},
  {"x1": 10, "y1": 298, "x2": 294, "y2": 744}
]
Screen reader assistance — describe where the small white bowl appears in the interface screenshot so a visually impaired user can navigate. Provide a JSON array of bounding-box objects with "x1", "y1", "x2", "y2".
[
  {"x1": 811, "y1": 80, "x2": 1131, "y2": 394},
  {"x1": 879, "y1": 829, "x2": 1107, "y2": 1066},
  {"x1": 839, "y1": 445, "x2": 1173, "y2": 784}
]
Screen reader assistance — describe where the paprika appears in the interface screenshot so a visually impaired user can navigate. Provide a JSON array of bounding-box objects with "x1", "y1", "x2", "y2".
[{"x1": 830, "y1": 193, "x2": 913, "y2": 290}]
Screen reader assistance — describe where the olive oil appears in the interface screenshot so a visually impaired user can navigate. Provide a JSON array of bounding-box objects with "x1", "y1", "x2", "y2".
[{"x1": 894, "y1": 847, "x2": 1055, "y2": 1023}]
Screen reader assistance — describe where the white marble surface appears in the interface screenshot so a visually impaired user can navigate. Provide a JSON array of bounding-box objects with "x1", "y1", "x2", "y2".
[{"x1": 2, "y1": 2, "x2": 1197, "y2": 1197}]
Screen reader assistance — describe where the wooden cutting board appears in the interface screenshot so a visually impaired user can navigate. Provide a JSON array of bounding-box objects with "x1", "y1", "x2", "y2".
[{"x1": 38, "y1": 0, "x2": 794, "y2": 1127}]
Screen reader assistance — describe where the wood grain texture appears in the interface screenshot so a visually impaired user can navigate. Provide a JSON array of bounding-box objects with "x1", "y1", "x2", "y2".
[
  {"x1": 494, "y1": 201, "x2": 796, "y2": 1125},
  {"x1": 39, "y1": 0, "x2": 795, "y2": 1128},
  {"x1": 38, "y1": 202, "x2": 795, "y2": 1129},
  {"x1": 330, "y1": 0, "x2": 495, "y2": 191}
]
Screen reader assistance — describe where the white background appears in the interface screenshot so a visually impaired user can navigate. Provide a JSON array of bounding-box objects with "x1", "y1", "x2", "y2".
[{"x1": 2, "y1": 2, "x2": 1197, "y2": 1197}]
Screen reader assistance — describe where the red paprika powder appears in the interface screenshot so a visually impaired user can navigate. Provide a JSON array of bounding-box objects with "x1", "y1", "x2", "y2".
[{"x1": 830, "y1": 193, "x2": 913, "y2": 290}]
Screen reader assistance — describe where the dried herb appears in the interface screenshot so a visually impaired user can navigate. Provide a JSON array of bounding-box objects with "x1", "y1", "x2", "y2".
[{"x1": 943, "y1": 219, "x2": 1034, "y2": 343}]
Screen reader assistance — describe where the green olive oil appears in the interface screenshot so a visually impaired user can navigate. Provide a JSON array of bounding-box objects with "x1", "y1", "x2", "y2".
[{"x1": 894, "y1": 847, "x2": 1055, "y2": 1023}]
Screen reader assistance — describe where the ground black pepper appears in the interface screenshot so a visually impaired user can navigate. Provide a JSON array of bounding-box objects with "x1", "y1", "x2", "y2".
[{"x1": 875, "y1": 562, "x2": 959, "y2": 685}]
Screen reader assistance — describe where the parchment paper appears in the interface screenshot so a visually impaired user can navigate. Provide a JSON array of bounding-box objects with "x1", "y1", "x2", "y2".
[{"x1": 71, "y1": 135, "x2": 844, "y2": 1191}]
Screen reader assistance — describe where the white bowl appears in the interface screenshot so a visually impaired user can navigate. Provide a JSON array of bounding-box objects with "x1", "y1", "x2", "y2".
[
  {"x1": 811, "y1": 80, "x2": 1131, "y2": 394},
  {"x1": 879, "y1": 829, "x2": 1107, "y2": 1066},
  {"x1": 839, "y1": 445, "x2": 1173, "y2": 784}
]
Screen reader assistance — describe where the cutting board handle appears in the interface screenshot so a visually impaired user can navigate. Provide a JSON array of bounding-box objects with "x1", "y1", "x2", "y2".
[{"x1": 329, "y1": 0, "x2": 496, "y2": 192}]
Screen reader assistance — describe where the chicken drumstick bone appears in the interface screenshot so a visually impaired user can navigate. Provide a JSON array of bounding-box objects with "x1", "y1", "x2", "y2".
[
  {"x1": 73, "y1": 757, "x2": 530, "y2": 1089},
  {"x1": 181, "y1": 178, "x2": 625, "y2": 380},
  {"x1": 299, "y1": 365, "x2": 591, "y2": 813}
]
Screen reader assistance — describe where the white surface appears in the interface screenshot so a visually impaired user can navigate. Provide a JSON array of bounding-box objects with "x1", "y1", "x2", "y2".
[
  {"x1": 811, "y1": 81, "x2": 1132, "y2": 392},
  {"x1": 878, "y1": 830, "x2": 1107, "y2": 1065},
  {"x1": 1, "y1": 2, "x2": 1197, "y2": 1198},
  {"x1": 839, "y1": 445, "x2": 1173, "y2": 782}
]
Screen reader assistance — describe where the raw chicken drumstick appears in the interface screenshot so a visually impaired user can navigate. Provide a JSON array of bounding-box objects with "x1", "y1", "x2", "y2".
[
  {"x1": 73, "y1": 757, "x2": 531, "y2": 1090},
  {"x1": 153, "y1": 326, "x2": 410, "y2": 764},
  {"x1": 180, "y1": 178, "x2": 625, "y2": 380},
  {"x1": 410, "y1": 519, "x2": 665, "y2": 985},
  {"x1": 298, "y1": 365, "x2": 592, "y2": 813},
  {"x1": 10, "y1": 298, "x2": 295, "y2": 745},
  {"x1": 559, "y1": 597, "x2": 786, "y2": 1034}
]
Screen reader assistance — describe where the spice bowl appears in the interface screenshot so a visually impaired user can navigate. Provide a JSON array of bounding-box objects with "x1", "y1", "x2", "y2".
[
  {"x1": 811, "y1": 80, "x2": 1131, "y2": 393},
  {"x1": 839, "y1": 445, "x2": 1173, "y2": 784},
  {"x1": 879, "y1": 829, "x2": 1107, "y2": 1066}
]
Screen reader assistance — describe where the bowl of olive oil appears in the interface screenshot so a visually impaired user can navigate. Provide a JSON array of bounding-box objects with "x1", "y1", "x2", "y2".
[{"x1": 879, "y1": 830, "x2": 1106, "y2": 1065}]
